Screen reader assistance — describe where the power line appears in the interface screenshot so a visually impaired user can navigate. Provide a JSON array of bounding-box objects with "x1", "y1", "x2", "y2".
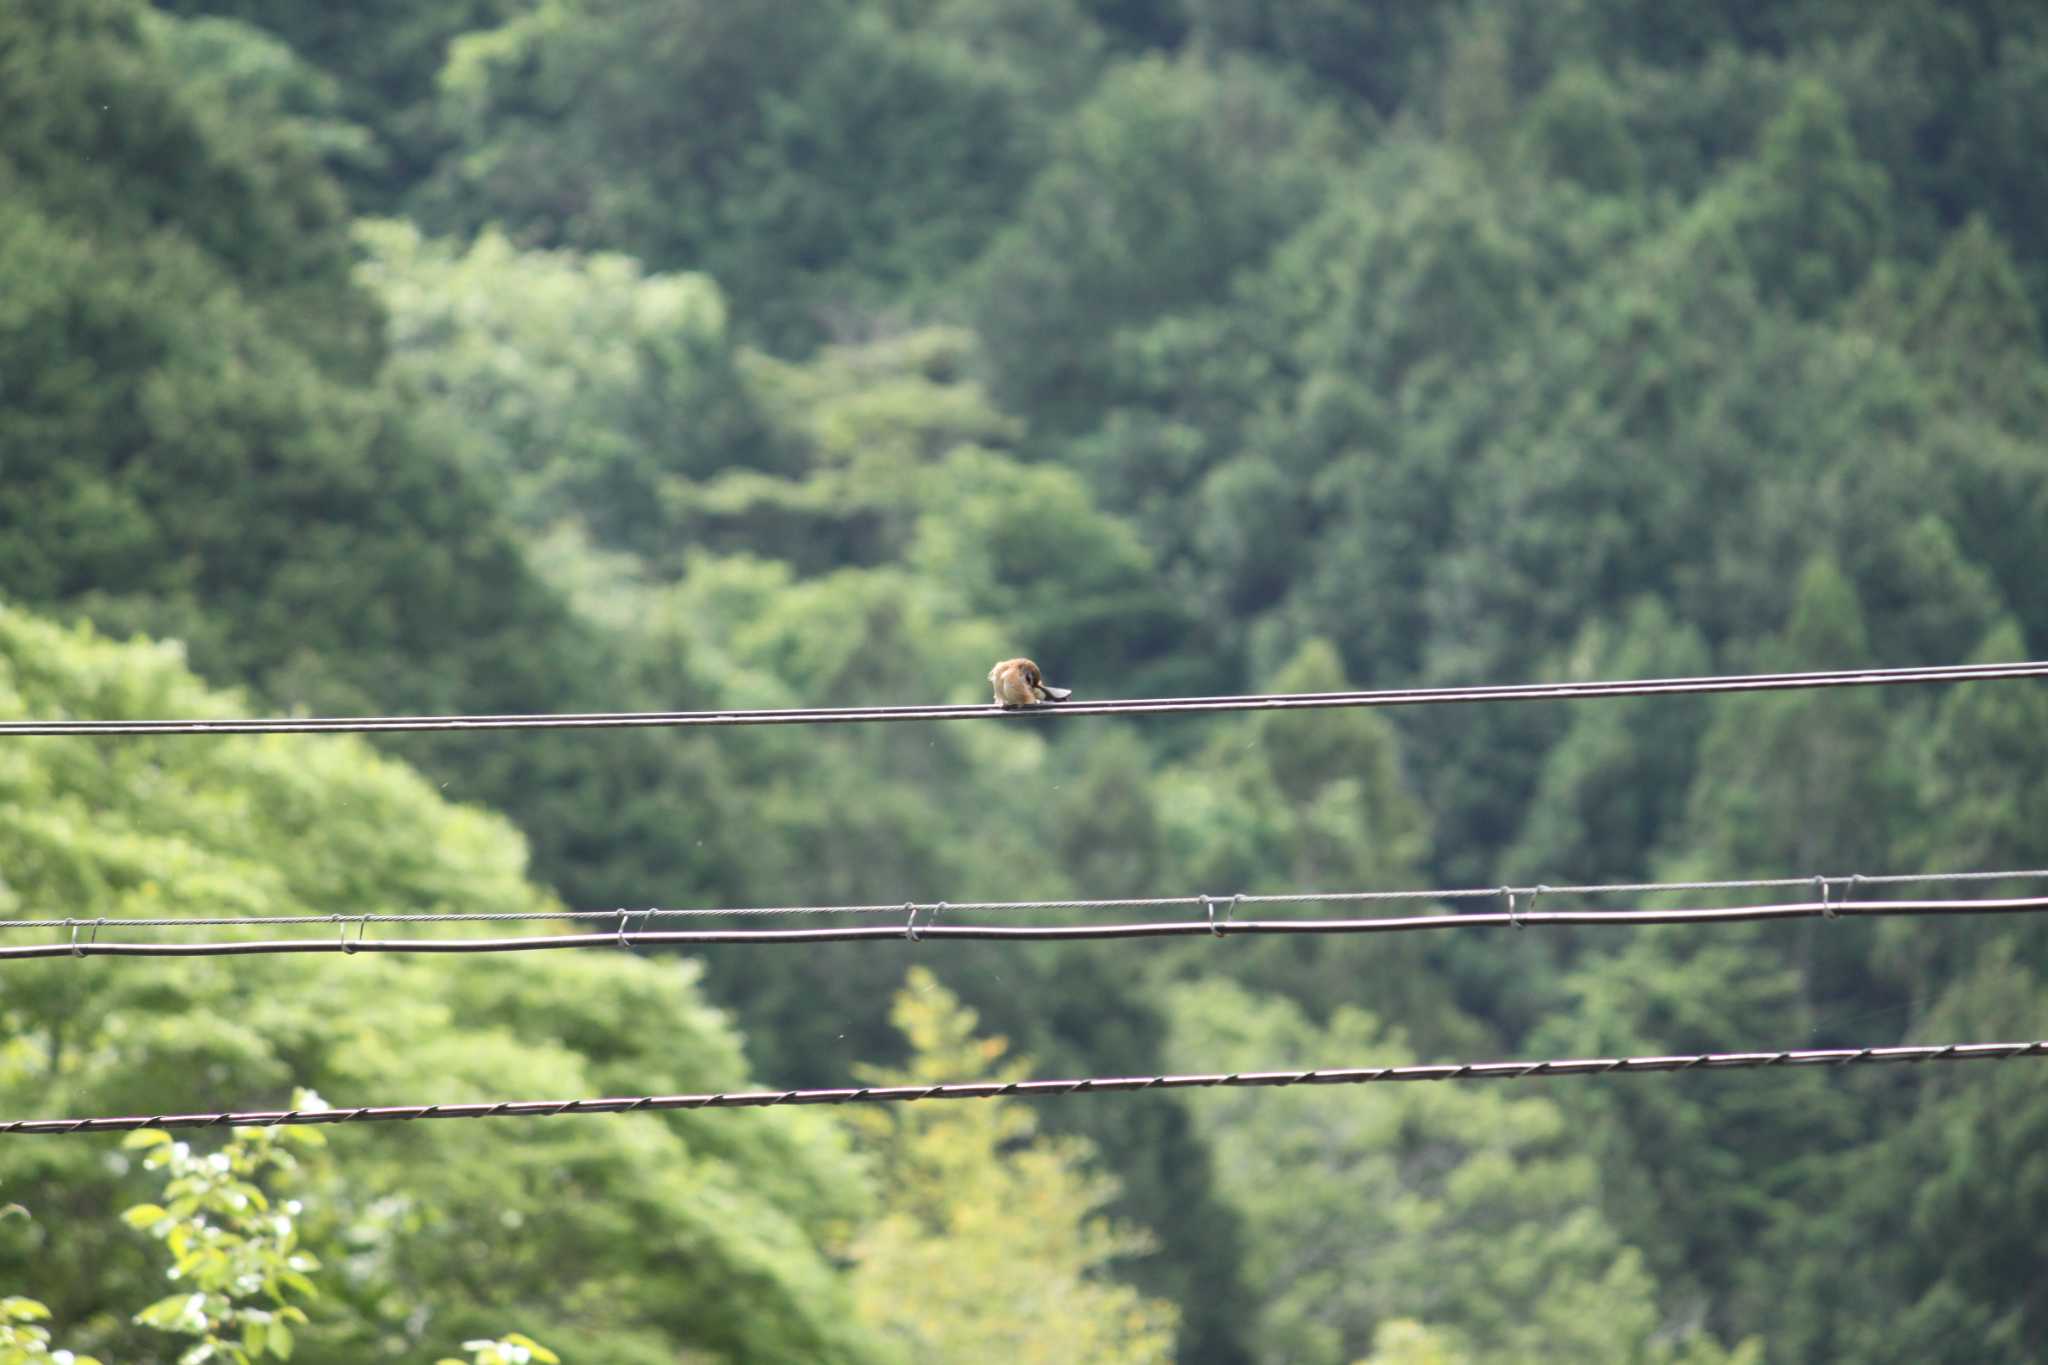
[
  {"x1": 5, "y1": 1040, "x2": 2042, "y2": 1135},
  {"x1": 2, "y1": 659, "x2": 2042, "y2": 737},
  {"x1": 5, "y1": 866, "x2": 2041, "y2": 929},
  {"x1": 11, "y1": 894, "x2": 2048, "y2": 962}
]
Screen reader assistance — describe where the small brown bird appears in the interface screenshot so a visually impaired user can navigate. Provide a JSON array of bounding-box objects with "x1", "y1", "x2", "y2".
[{"x1": 989, "y1": 657, "x2": 1072, "y2": 708}]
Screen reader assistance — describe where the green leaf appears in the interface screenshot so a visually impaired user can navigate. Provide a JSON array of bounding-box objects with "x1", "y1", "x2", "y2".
[
  {"x1": 122, "y1": 1203, "x2": 170, "y2": 1230},
  {"x1": 123, "y1": 1129, "x2": 174, "y2": 1150},
  {"x1": 267, "y1": 1320, "x2": 293, "y2": 1359},
  {"x1": 504, "y1": 1334, "x2": 559, "y2": 1364},
  {"x1": 138, "y1": 1292, "x2": 199, "y2": 1327}
]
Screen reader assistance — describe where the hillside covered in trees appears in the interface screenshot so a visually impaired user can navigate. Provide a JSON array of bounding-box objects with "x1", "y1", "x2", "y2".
[{"x1": 5, "y1": 1, "x2": 2048, "y2": 1360}]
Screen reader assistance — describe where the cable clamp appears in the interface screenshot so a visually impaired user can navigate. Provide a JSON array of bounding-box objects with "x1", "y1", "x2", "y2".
[
  {"x1": 1814, "y1": 875, "x2": 1838, "y2": 920},
  {"x1": 1203, "y1": 893, "x2": 1245, "y2": 937},
  {"x1": 904, "y1": 902, "x2": 922, "y2": 943},
  {"x1": 616, "y1": 908, "x2": 655, "y2": 954}
]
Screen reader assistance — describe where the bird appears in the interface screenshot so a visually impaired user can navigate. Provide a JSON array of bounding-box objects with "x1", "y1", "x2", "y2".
[{"x1": 988, "y1": 657, "x2": 1071, "y2": 708}]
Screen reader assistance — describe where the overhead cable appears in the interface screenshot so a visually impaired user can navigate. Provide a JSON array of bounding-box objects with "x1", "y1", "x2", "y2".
[
  {"x1": 1, "y1": 659, "x2": 2042, "y2": 737},
  {"x1": 10, "y1": 894, "x2": 2048, "y2": 962},
  {"x1": 3, "y1": 866, "x2": 2040, "y2": 930},
  {"x1": 5, "y1": 1040, "x2": 2043, "y2": 1135}
]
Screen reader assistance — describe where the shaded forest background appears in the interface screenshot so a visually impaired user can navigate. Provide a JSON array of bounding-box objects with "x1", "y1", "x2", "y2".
[{"x1": 5, "y1": 0, "x2": 2048, "y2": 1360}]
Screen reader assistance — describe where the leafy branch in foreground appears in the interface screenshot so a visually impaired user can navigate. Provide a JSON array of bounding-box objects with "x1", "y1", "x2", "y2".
[
  {"x1": 0, "y1": 1292, "x2": 102, "y2": 1365},
  {"x1": 439, "y1": 1335, "x2": 561, "y2": 1365},
  {"x1": 10, "y1": 1089, "x2": 559, "y2": 1365},
  {"x1": 119, "y1": 1092, "x2": 329, "y2": 1365}
]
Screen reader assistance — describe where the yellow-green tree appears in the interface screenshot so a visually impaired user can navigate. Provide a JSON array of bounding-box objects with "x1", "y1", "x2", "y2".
[{"x1": 845, "y1": 967, "x2": 1177, "y2": 1364}]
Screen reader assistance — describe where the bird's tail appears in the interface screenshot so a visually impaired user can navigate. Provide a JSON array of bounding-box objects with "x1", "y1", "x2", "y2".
[{"x1": 1040, "y1": 685, "x2": 1073, "y2": 701}]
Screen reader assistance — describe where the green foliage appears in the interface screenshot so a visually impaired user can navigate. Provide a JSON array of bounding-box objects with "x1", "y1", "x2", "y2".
[
  {"x1": 1724, "y1": 79, "x2": 1892, "y2": 316},
  {"x1": 1187, "y1": 0, "x2": 1447, "y2": 116},
  {"x1": 969, "y1": 52, "x2": 1338, "y2": 424},
  {"x1": 1146, "y1": 641, "x2": 1455, "y2": 1041},
  {"x1": 0, "y1": 0, "x2": 591, "y2": 722},
  {"x1": 0, "y1": 1294, "x2": 102, "y2": 1365},
  {"x1": 845, "y1": 967, "x2": 1178, "y2": 1363},
  {"x1": 153, "y1": 0, "x2": 520, "y2": 208},
  {"x1": 14, "y1": 0, "x2": 2048, "y2": 1358},
  {"x1": 1518, "y1": 63, "x2": 1645, "y2": 196},
  {"x1": 0, "y1": 0, "x2": 374, "y2": 372},
  {"x1": 1760, "y1": 945, "x2": 2048, "y2": 1363},
  {"x1": 1166, "y1": 980, "x2": 1757, "y2": 1365},
  {"x1": 141, "y1": 13, "x2": 380, "y2": 176},
  {"x1": 1678, "y1": 559, "x2": 1913, "y2": 877},
  {"x1": 419, "y1": 0, "x2": 1038, "y2": 347},
  {"x1": 1901, "y1": 215, "x2": 2048, "y2": 427},
  {"x1": 0, "y1": 607, "x2": 883, "y2": 1364},
  {"x1": 121, "y1": 1117, "x2": 323, "y2": 1364},
  {"x1": 7, "y1": 1104, "x2": 559, "y2": 1365},
  {"x1": 438, "y1": 1335, "x2": 559, "y2": 1365},
  {"x1": 909, "y1": 448, "x2": 1190, "y2": 687},
  {"x1": 358, "y1": 219, "x2": 780, "y2": 558},
  {"x1": 1504, "y1": 601, "x2": 1713, "y2": 887}
]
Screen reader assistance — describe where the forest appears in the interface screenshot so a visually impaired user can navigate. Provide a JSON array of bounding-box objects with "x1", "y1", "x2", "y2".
[{"x1": 4, "y1": 0, "x2": 2048, "y2": 1360}]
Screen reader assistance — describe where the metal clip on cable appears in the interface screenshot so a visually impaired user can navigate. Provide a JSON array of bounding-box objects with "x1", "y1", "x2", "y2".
[{"x1": 1814, "y1": 875, "x2": 1838, "y2": 920}]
